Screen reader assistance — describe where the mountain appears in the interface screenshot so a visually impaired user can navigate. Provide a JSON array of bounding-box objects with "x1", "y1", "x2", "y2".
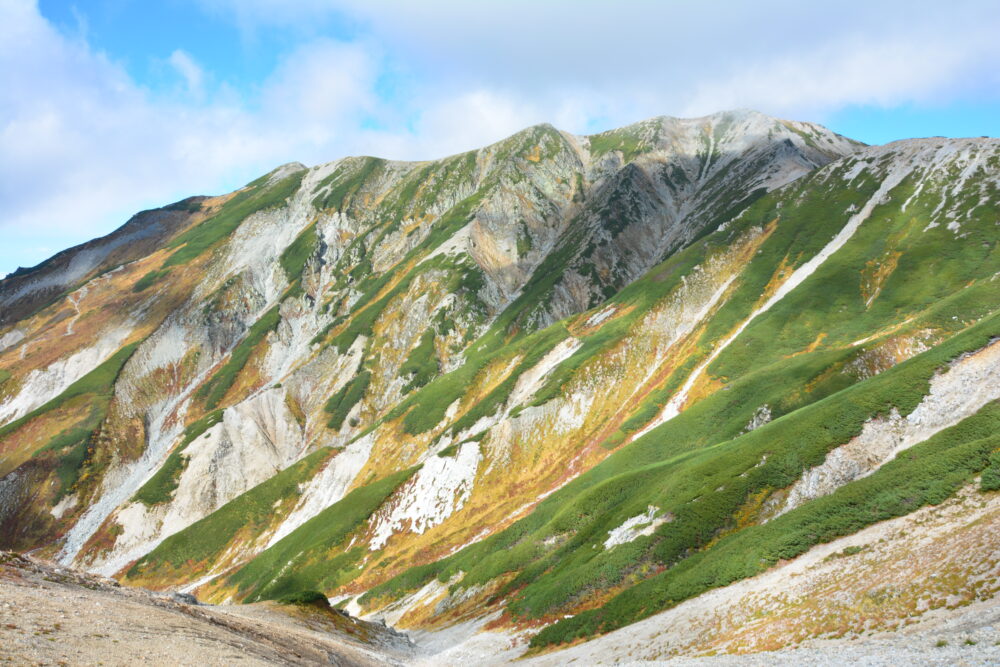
[{"x1": 2, "y1": 109, "x2": 999, "y2": 662}]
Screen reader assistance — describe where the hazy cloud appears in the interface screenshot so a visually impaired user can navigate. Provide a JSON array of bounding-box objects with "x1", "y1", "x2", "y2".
[{"x1": 168, "y1": 50, "x2": 206, "y2": 97}]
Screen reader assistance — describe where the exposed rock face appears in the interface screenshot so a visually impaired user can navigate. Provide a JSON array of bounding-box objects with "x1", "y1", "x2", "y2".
[
  {"x1": 776, "y1": 337, "x2": 1000, "y2": 517},
  {"x1": 2, "y1": 109, "x2": 1000, "y2": 660}
]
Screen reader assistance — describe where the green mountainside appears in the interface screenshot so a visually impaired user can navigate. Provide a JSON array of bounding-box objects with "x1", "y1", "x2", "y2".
[{"x1": 1, "y1": 109, "x2": 999, "y2": 659}]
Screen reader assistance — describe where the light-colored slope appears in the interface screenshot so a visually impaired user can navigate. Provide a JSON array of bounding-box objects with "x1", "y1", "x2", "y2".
[{"x1": 0, "y1": 552, "x2": 410, "y2": 666}]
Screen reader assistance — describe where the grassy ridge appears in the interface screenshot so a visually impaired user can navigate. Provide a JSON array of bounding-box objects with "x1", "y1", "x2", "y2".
[
  {"x1": 400, "y1": 330, "x2": 438, "y2": 393},
  {"x1": 325, "y1": 370, "x2": 371, "y2": 430},
  {"x1": 0, "y1": 341, "x2": 141, "y2": 499},
  {"x1": 0, "y1": 342, "x2": 141, "y2": 442},
  {"x1": 223, "y1": 466, "x2": 420, "y2": 602},
  {"x1": 360, "y1": 302, "x2": 1000, "y2": 631},
  {"x1": 126, "y1": 447, "x2": 332, "y2": 581},
  {"x1": 279, "y1": 222, "x2": 319, "y2": 282},
  {"x1": 165, "y1": 169, "x2": 304, "y2": 268},
  {"x1": 533, "y1": 399, "x2": 1000, "y2": 646},
  {"x1": 132, "y1": 269, "x2": 170, "y2": 293},
  {"x1": 132, "y1": 410, "x2": 224, "y2": 506}
]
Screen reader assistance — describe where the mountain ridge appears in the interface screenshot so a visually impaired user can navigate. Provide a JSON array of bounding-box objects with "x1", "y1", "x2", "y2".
[{"x1": 2, "y1": 109, "x2": 999, "y2": 662}]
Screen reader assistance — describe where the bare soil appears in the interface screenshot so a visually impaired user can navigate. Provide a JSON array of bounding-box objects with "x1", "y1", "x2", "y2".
[{"x1": 0, "y1": 552, "x2": 411, "y2": 666}]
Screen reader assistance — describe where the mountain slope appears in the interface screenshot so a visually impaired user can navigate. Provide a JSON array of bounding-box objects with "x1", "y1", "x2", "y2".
[{"x1": 2, "y1": 110, "x2": 999, "y2": 661}]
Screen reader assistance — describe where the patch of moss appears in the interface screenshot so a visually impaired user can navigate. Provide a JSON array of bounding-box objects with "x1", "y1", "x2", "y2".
[
  {"x1": 279, "y1": 222, "x2": 319, "y2": 282},
  {"x1": 325, "y1": 370, "x2": 371, "y2": 430},
  {"x1": 132, "y1": 269, "x2": 170, "y2": 293}
]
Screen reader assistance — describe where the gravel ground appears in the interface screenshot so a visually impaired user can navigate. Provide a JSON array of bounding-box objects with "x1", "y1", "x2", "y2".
[{"x1": 0, "y1": 552, "x2": 412, "y2": 666}]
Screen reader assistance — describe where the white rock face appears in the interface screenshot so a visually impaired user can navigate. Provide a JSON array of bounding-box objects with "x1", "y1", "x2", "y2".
[
  {"x1": 642, "y1": 155, "x2": 915, "y2": 432},
  {"x1": 775, "y1": 338, "x2": 1000, "y2": 517},
  {"x1": 57, "y1": 381, "x2": 188, "y2": 566},
  {"x1": 88, "y1": 387, "x2": 307, "y2": 575},
  {"x1": 266, "y1": 430, "x2": 376, "y2": 547},
  {"x1": 744, "y1": 405, "x2": 772, "y2": 432},
  {"x1": 368, "y1": 441, "x2": 483, "y2": 551},
  {"x1": 0, "y1": 329, "x2": 24, "y2": 352},
  {"x1": 506, "y1": 337, "x2": 582, "y2": 409},
  {"x1": 0, "y1": 325, "x2": 132, "y2": 425},
  {"x1": 604, "y1": 505, "x2": 672, "y2": 549}
]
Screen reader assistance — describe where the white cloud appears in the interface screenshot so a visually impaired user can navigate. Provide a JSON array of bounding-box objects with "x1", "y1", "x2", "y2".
[
  {"x1": 168, "y1": 49, "x2": 205, "y2": 97},
  {"x1": 0, "y1": 3, "x2": 392, "y2": 274},
  {"x1": 2, "y1": 0, "x2": 1000, "y2": 275}
]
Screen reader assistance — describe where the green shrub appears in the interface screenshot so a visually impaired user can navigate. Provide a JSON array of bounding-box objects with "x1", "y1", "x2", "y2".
[
  {"x1": 223, "y1": 466, "x2": 420, "y2": 602},
  {"x1": 980, "y1": 452, "x2": 1000, "y2": 491},
  {"x1": 400, "y1": 330, "x2": 439, "y2": 393},
  {"x1": 276, "y1": 590, "x2": 329, "y2": 607},
  {"x1": 132, "y1": 410, "x2": 224, "y2": 506},
  {"x1": 279, "y1": 222, "x2": 319, "y2": 282},
  {"x1": 132, "y1": 269, "x2": 170, "y2": 293},
  {"x1": 325, "y1": 371, "x2": 372, "y2": 430}
]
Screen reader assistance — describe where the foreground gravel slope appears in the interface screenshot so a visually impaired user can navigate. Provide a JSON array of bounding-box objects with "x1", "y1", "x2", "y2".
[{"x1": 0, "y1": 552, "x2": 411, "y2": 665}]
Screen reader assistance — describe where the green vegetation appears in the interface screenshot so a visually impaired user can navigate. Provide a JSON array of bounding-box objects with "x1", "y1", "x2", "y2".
[
  {"x1": 350, "y1": 154, "x2": 1000, "y2": 641},
  {"x1": 132, "y1": 269, "x2": 170, "y2": 293},
  {"x1": 1, "y1": 341, "x2": 140, "y2": 500},
  {"x1": 389, "y1": 319, "x2": 569, "y2": 436},
  {"x1": 324, "y1": 370, "x2": 372, "y2": 430},
  {"x1": 328, "y1": 192, "x2": 489, "y2": 354},
  {"x1": 276, "y1": 590, "x2": 330, "y2": 607},
  {"x1": 980, "y1": 452, "x2": 1000, "y2": 492},
  {"x1": 400, "y1": 330, "x2": 438, "y2": 393},
  {"x1": 587, "y1": 125, "x2": 651, "y2": 162},
  {"x1": 132, "y1": 410, "x2": 224, "y2": 506},
  {"x1": 0, "y1": 342, "x2": 140, "y2": 442},
  {"x1": 223, "y1": 466, "x2": 420, "y2": 602},
  {"x1": 33, "y1": 407, "x2": 107, "y2": 500},
  {"x1": 311, "y1": 157, "x2": 385, "y2": 211},
  {"x1": 533, "y1": 402, "x2": 1000, "y2": 645},
  {"x1": 127, "y1": 447, "x2": 331, "y2": 580},
  {"x1": 362, "y1": 309, "x2": 1000, "y2": 639},
  {"x1": 437, "y1": 442, "x2": 461, "y2": 458},
  {"x1": 197, "y1": 305, "x2": 281, "y2": 410},
  {"x1": 700, "y1": 164, "x2": 997, "y2": 385},
  {"x1": 516, "y1": 225, "x2": 534, "y2": 256},
  {"x1": 279, "y1": 222, "x2": 319, "y2": 281},
  {"x1": 165, "y1": 169, "x2": 304, "y2": 268},
  {"x1": 10, "y1": 117, "x2": 1000, "y2": 655}
]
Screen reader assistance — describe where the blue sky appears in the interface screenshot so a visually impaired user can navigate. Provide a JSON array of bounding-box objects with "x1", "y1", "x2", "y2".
[{"x1": 2, "y1": 0, "x2": 1000, "y2": 278}]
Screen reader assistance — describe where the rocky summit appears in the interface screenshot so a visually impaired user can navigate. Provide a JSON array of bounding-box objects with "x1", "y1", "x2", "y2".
[{"x1": 2, "y1": 109, "x2": 1000, "y2": 664}]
